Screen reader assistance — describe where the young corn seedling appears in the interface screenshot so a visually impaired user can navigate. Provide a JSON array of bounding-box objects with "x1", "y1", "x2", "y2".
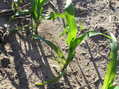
[
  {"x1": 31, "y1": 0, "x2": 48, "y2": 34},
  {"x1": 33, "y1": 31, "x2": 104, "y2": 86},
  {"x1": 12, "y1": 0, "x2": 49, "y2": 34},
  {"x1": 32, "y1": 3, "x2": 102, "y2": 85}
]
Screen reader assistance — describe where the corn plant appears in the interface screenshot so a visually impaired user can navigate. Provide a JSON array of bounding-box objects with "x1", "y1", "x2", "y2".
[
  {"x1": 33, "y1": 31, "x2": 103, "y2": 85},
  {"x1": 11, "y1": 0, "x2": 49, "y2": 34},
  {"x1": 34, "y1": 30, "x2": 119, "y2": 88},
  {"x1": 31, "y1": 0, "x2": 48, "y2": 34}
]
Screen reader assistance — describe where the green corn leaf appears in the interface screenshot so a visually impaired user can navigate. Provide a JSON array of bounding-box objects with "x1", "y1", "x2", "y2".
[
  {"x1": 49, "y1": 12, "x2": 65, "y2": 20},
  {"x1": 62, "y1": 31, "x2": 102, "y2": 70},
  {"x1": 31, "y1": 0, "x2": 38, "y2": 20},
  {"x1": 64, "y1": 4, "x2": 77, "y2": 45},
  {"x1": 31, "y1": 0, "x2": 48, "y2": 21},
  {"x1": 32, "y1": 35, "x2": 66, "y2": 66},
  {"x1": 102, "y1": 34, "x2": 118, "y2": 89},
  {"x1": 70, "y1": 31, "x2": 102, "y2": 50},
  {"x1": 50, "y1": 4, "x2": 77, "y2": 45}
]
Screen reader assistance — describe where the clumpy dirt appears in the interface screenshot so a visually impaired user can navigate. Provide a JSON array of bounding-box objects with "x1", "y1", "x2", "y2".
[{"x1": 0, "y1": 0, "x2": 119, "y2": 89}]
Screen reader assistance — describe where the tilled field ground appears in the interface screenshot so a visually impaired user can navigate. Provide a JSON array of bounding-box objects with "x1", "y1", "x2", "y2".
[{"x1": 0, "y1": 0, "x2": 119, "y2": 89}]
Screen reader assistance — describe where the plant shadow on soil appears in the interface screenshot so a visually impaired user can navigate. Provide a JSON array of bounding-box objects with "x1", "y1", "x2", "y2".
[{"x1": 0, "y1": 31, "x2": 60, "y2": 89}]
